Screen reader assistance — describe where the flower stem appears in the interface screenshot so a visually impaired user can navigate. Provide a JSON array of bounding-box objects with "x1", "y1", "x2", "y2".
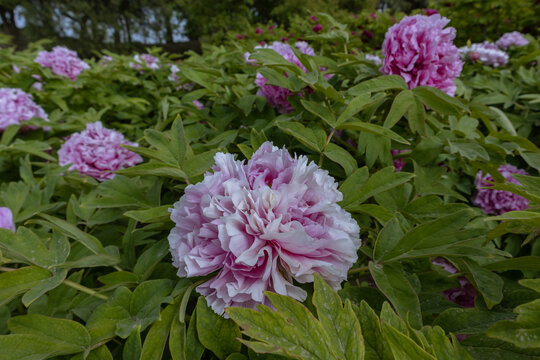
[
  {"x1": 348, "y1": 265, "x2": 369, "y2": 275},
  {"x1": 62, "y1": 279, "x2": 108, "y2": 300}
]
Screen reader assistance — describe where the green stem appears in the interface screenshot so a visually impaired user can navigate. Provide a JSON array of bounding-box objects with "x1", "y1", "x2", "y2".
[
  {"x1": 63, "y1": 279, "x2": 108, "y2": 300},
  {"x1": 348, "y1": 265, "x2": 369, "y2": 275}
]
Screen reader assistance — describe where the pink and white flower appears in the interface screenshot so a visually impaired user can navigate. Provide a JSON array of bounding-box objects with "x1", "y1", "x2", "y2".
[
  {"x1": 0, "y1": 88, "x2": 48, "y2": 131},
  {"x1": 58, "y1": 122, "x2": 142, "y2": 181},
  {"x1": 459, "y1": 42, "x2": 509, "y2": 67},
  {"x1": 130, "y1": 54, "x2": 160, "y2": 70},
  {"x1": 168, "y1": 142, "x2": 360, "y2": 316},
  {"x1": 35, "y1": 46, "x2": 89, "y2": 81}
]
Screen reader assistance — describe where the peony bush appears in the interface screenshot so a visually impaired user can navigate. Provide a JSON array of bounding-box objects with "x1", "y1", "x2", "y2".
[{"x1": 0, "y1": 8, "x2": 539, "y2": 360}]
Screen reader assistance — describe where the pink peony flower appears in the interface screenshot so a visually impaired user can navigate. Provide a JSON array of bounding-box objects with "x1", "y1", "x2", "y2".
[
  {"x1": 432, "y1": 258, "x2": 475, "y2": 308},
  {"x1": 0, "y1": 207, "x2": 16, "y2": 232},
  {"x1": 473, "y1": 164, "x2": 529, "y2": 215},
  {"x1": 370, "y1": 13, "x2": 377, "y2": 19},
  {"x1": 459, "y1": 42, "x2": 508, "y2": 67},
  {"x1": 236, "y1": 34, "x2": 244, "y2": 40},
  {"x1": 391, "y1": 149, "x2": 406, "y2": 171},
  {"x1": 381, "y1": 15, "x2": 463, "y2": 96},
  {"x1": 130, "y1": 54, "x2": 160, "y2": 70},
  {"x1": 168, "y1": 142, "x2": 360, "y2": 316},
  {"x1": 58, "y1": 122, "x2": 142, "y2": 181},
  {"x1": 309, "y1": 15, "x2": 318, "y2": 22},
  {"x1": 496, "y1": 31, "x2": 529, "y2": 49},
  {"x1": 280, "y1": 37, "x2": 288, "y2": 43},
  {"x1": 255, "y1": 28, "x2": 263, "y2": 34},
  {"x1": 100, "y1": 55, "x2": 113, "y2": 65},
  {"x1": 193, "y1": 100, "x2": 204, "y2": 110},
  {"x1": 0, "y1": 88, "x2": 48, "y2": 131},
  {"x1": 248, "y1": 41, "x2": 316, "y2": 113},
  {"x1": 362, "y1": 30, "x2": 374, "y2": 39},
  {"x1": 35, "y1": 46, "x2": 89, "y2": 81},
  {"x1": 259, "y1": 40, "x2": 266, "y2": 46},
  {"x1": 312, "y1": 24, "x2": 323, "y2": 33},
  {"x1": 365, "y1": 54, "x2": 382, "y2": 66},
  {"x1": 12, "y1": 64, "x2": 21, "y2": 73}
]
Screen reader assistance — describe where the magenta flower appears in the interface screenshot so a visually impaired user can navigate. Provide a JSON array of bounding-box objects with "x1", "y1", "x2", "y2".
[
  {"x1": 312, "y1": 24, "x2": 323, "y2": 33},
  {"x1": 0, "y1": 88, "x2": 48, "y2": 131},
  {"x1": 474, "y1": 164, "x2": 529, "y2": 215},
  {"x1": 0, "y1": 207, "x2": 16, "y2": 232},
  {"x1": 249, "y1": 41, "x2": 316, "y2": 113},
  {"x1": 496, "y1": 31, "x2": 529, "y2": 49},
  {"x1": 381, "y1": 15, "x2": 463, "y2": 96},
  {"x1": 130, "y1": 54, "x2": 160, "y2": 70},
  {"x1": 236, "y1": 34, "x2": 244, "y2": 40},
  {"x1": 255, "y1": 28, "x2": 263, "y2": 34},
  {"x1": 35, "y1": 46, "x2": 89, "y2": 81},
  {"x1": 361, "y1": 30, "x2": 374, "y2": 39},
  {"x1": 423, "y1": 8, "x2": 439, "y2": 16},
  {"x1": 58, "y1": 122, "x2": 142, "y2": 181},
  {"x1": 432, "y1": 258, "x2": 475, "y2": 308},
  {"x1": 391, "y1": 149, "x2": 406, "y2": 171},
  {"x1": 99, "y1": 55, "x2": 113, "y2": 66},
  {"x1": 309, "y1": 15, "x2": 318, "y2": 22},
  {"x1": 459, "y1": 42, "x2": 508, "y2": 67},
  {"x1": 370, "y1": 13, "x2": 377, "y2": 20},
  {"x1": 168, "y1": 142, "x2": 360, "y2": 316},
  {"x1": 169, "y1": 64, "x2": 180, "y2": 82}
]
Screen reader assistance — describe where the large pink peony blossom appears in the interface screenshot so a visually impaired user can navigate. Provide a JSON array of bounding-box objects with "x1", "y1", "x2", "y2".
[
  {"x1": 248, "y1": 41, "x2": 316, "y2": 113},
  {"x1": 168, "y1": 142, "x2": 360, "y2": 316},
  {"x1": 381, "y1": 14, "x2": 463, "y2": 96},
  {"x1": 35, "y1": 46, "x2": 89, "y2": 81},
  {"x1": 459, "y1": 42, "x2": 509, "y2": 67},
  {"x1": 474, "y1": 164, "x2": 529, "y2": 215},
  {"x1": 496, "y1": 31, "x2": 529, "y2": 50},
  {"x1": 0, "y1": 207, "x2": 16, "y2": 232},
  {"x1": 130, "y1": 54, "x2": 160, "y2": 70},
  {"x1": 58, "y1": 122, "x2": 142, "y2": 181},
  {"x1": 0, "y1": 88, "x2": 48, "y2": 131}
]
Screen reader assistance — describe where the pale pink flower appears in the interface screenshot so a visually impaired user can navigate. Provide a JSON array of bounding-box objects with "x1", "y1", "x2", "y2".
[
  {"x1": 169, "y1": 64, "x2": 180, "y2": 82},
  {"x1": 0, "y1": 207, "x2": 16, "y2": 232},
  {"x1": 168, "y1": 142, "x2": 360, "y2": 316},
  {"x1": 35, "y1": 46, "x2": 89, "y2": 81},
  {"x1": 130, "y1": 54, "x2": 160, "y2": 70},
  {"x1": 432, "y1": 258, "x2": 475, "y2": 308},
  {"x1": 496, "y1": 31, "x2": 529, "y2": 49},
  {"x1": 381, "y1": 15, "x2": 463, "y2": 96},
  {"x1": 58, "y1": 122, "x2": 142, "y2": 181},
  {"x1": 365, "y1": 54, "x2": 382, "y2": 66},
  {"x1": 459, "y1": 42, "x2": 509, "y2": 67},
  {"x1": 0, "y1": 88, "x2": 48, "y2": 131},
  {"x1": 474, "y1": 164, "x2": 529, "y2": 214},
  {"x1": 193, "y1": 100, "x2": 204, "y2": 110}
]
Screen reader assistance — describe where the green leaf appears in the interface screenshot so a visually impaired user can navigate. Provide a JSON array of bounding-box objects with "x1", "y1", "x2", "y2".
[
  {"x1": 0, "y1": 334, "x2": 82, "y2": 360},
  {"x1": 344, "y1": 167, "x2": 414, "y2": 207},
  {"x1": 124, "y1": 205, "x2": 172, "y2": 223},
  {"x1": 384, "y1": 90, "x2": 413, "y2": 128},
  {"x1": 488, "y1": 106, "x2": 517, "y2": 136},
  {"x1": 380, "y1": 209, "x2": 476, "y2": 261},
  {"x1": 0, "y1": 266, "x2": 51, "y2": 306},
  {"x1": 183, "y1": 150, "x2": 220, "y2": 178},
  {"x1": 483, "y1": 257, "x2": 540, "y2": 272},
  {"x1": 133, "y1": 240, "x2": 170, "y2": 281},
  {"x1": 140, "y1": 302, "x2": 177, "y2": 360},
  {"x1": 170, "y1": 116, "x2": 187, "y2": 166},
  {"x1": 487, "y1": 299, "x2": 540, "y2": 349},
  {"x1": 408, "y1": 97, "x2": 425, "y2": 135},
  {"x1": 337, "y1": 121, "x2": 410, "y2": 145},
  {"x1": 348, "y1": 75, "x2": 408, "y2": 96},
  {"x1": 196, "y1": 297, "x2": 242, "y2": 359},
  {"x1": 337, "y1": 93, "x2": 371, "y2": 126},
  {"x1": 123, "y1": 328, "x2": 142, "y2": 360},
  {"x1": 412, "y1": 86, "x2": 467, "y2": 116},
  {"x1": 447, "y1": 139, "x2": 490, "y2": 161},
  {"x1": 301, "y1": 99, "x2": 336, "y2": 127},
  {"x1": 338, "y1": 167, "x2": 369, "y2": 208},
  {"x1": 116, "y1": 162, "x2": 187, "y2": 180},
  {"x1": 369, "y1": 262, "x2": 422, "y2": 329},
  {"x1": 373, "y1": 218, "x2": 404, "y2": 261},
  {"x1": 277, "y1": 121, "x2": 322, "y2": 152},
  {"x1": 381, "y1": 323, "x2": 436, "y2": 360},
  {"x1": 227, "y1": 293, "x2": 337, "y2": 360},
  {"x1": 37, "y1": 213, "x2": 106, "y2": 255},
  {"x1": 9, "y1": 314, "x2": 90, "y2": 350},
  {"x1": 312, "y1": 274, "x2": 364, "y2": 360},
  {"x1": 519, "y1": 279, "x2": 540, "y2": 293},
  {"x1": 463, "y1": 259, "x2": 504, "y2": 309},
  {"x1": 323, "y1": 143, "x2": 357, "y2": 176},
  {"x1": 21, "y1": 268, "x2": 67, "y2": 306}
]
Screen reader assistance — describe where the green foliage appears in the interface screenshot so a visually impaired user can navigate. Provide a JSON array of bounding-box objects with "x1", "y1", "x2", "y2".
[{"x1": 0, "y1": 8, "x2": 539, "y2": 360}]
